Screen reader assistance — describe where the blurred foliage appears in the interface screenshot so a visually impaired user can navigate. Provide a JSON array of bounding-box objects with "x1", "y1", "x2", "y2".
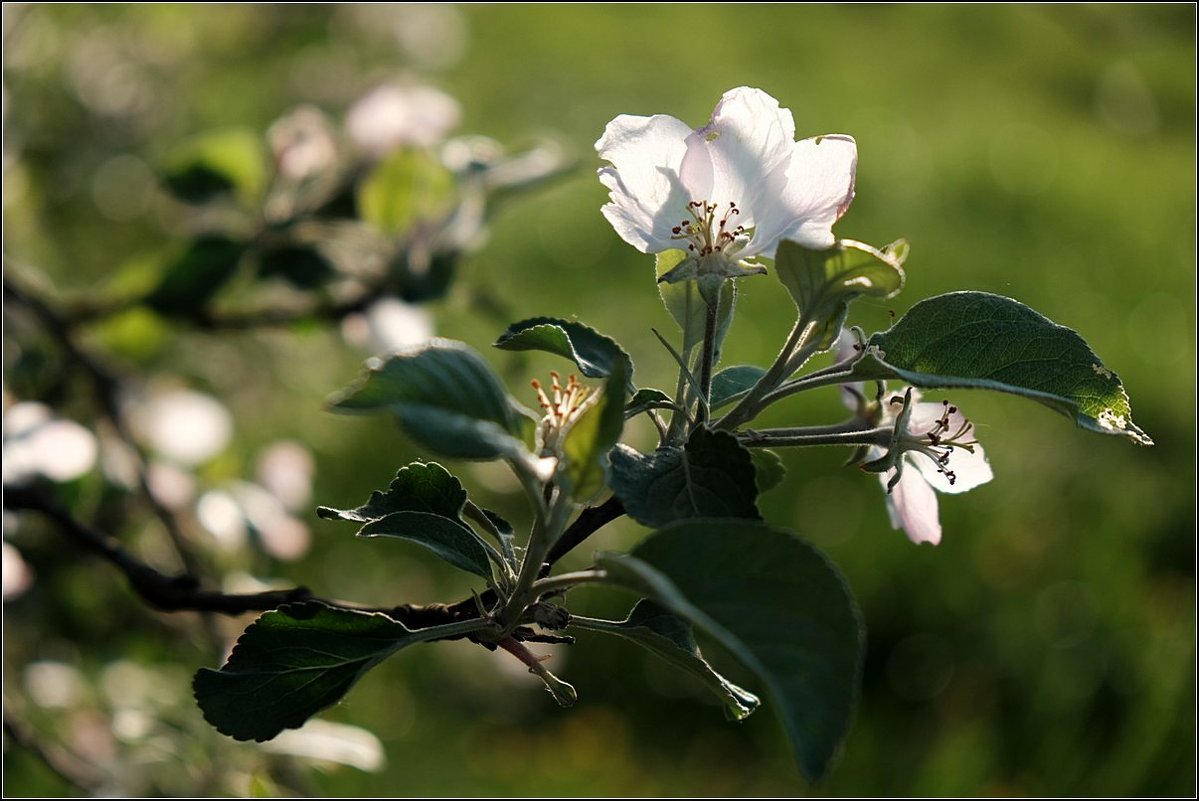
[{"x1": 3, "y1": 3, "x2": 1194, "y2": 797}]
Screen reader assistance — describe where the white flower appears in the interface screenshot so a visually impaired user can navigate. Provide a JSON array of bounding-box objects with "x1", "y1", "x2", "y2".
[
  {"x1": 267, "y1": 105, "x2": 338, "y2": 181},
  {"x1": 836, "y1": 332, "x2": 992, "y2": 546},
  {"x1": 874, "y1": 390, "x2": 993, "y2": 546},
  {"x1": 596, "y1": 86, "x2": 856, "y2": 294},
  {"x1": 346, "y1": 83, "x2": 461, "y2": 156}
]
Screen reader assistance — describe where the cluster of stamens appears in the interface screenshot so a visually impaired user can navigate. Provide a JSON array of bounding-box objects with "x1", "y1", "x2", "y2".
[
  {"x1": 532, "y1": 372, "x2": 592, "y2": 449},
  {"x1": 670, "y1": 200, "x2": 746, "y2": 256},
  {"x1": 889, "y1": 396, "x2": 978, "y2": 486}
]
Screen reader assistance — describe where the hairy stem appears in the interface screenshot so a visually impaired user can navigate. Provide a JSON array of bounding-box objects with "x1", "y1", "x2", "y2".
[
  {"x1": 694, "y1": 297, "x2": 719, "y2": 426},
  {"x1": 529, "y1": 569, "x2": 608, "y2": 598},
  {"x1": 737, "y1": 423, "x2": 890, "y2": 449},
  {"x1": 716, "y1": 314, "x2": 814, "y2": 431}
]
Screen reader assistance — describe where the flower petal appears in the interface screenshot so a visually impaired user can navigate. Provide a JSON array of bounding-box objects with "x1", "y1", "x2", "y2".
[
  {"x1": 835, "y1": 329, "x2": 866, "y2": 411},
  {"x1": 881, "y1": 467, "x2": 942, "y2": 545},
  {"x1": 908, "y1": 401, "x2": 993, "y2": 495},
  {"x1": 679, "y1": 87, "x2": 797, "y2": 227},
  {"x1": 758, "y1": 134, "x2": 858, "y2": 254},
  {"x1": 596, "y1": 113, "x2": 694, "y2": 253},
  {"x1": 912, "y1": 442, "x2": 993, "y2": 495}
]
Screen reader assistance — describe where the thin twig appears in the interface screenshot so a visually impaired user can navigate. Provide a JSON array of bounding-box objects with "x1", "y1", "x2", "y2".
[
  {"x1": 2, "y1": 486, "x2": 577, "y2": 645},
  {"x1": 544, "y1": 496, "x2": 625, "y2": 568},
  {"x1": 3, "y1": 274, "x2": 204, "y2": 579},
  {"x1": 4, "y1": 487, "x2": 312, "y2": 615}
]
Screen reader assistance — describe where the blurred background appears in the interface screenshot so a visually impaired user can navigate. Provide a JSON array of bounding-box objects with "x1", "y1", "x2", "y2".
[{"x1": 3, "y1": 4, "x2": 1194, "y2": 796}]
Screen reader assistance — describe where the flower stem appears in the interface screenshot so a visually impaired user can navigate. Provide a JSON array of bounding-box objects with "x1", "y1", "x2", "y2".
[
  {"x1": 760, "y1": 359, "x2": 863, "y2": 406},
  {"x1": 497, "y1": 637, "x2": 577, "y2": 707},
  {"x1": 496, "y1": 479, "x2": 572, "y2": 637},
  {"x1": 529, "y1": 569, "x2": 608, "y2": 598},
  {"x1": 695, "y1": 297, "x2": 719, "y2": 426},
  {"x1": 737, "y1": 422, "x2": 890, "y2": 449},
  {"x1": 715, "y1": 314, "x2": 813, "y2": 430}
]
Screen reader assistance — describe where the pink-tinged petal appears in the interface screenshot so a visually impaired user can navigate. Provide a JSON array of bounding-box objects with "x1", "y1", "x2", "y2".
[
  {"x1": 881, "y1": 467, "x2": 942, "y2": 546},
  {"x1": 681, "y1": 87, "x2": 797, "y2": 226},
  {"x1": 907, "y1": 400, "x2": 993, "y2": 495},
  {"x1": 758, "y1": 134, "x2": 857, "y2": 255},
  {"x1": 835, "y1": 329, "x2": 866, "y2": 411},
  {"x1": 596, "y1": 113, "x2": 694, "y2": 253},
  {"x1": 913, "y1": 442, "x2": 993, "y2": 495},
  {"x1": 905, "y1": 398, "x2": 949, "y2": 436}
]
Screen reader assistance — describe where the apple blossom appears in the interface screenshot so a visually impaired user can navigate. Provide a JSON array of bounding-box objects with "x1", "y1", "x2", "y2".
[
  {"x1": 596, "y1": 86, "x2": 857, "y2": 297},
  {"x1": 836, "y1": 333, "x2": 992, "y2": 545}
]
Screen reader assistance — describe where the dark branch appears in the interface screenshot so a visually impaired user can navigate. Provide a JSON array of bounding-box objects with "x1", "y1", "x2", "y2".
[
  {"x1": 7, "y1": 485, "x2": 623, "y2": 632},
  {"x1": 4, "y1": 487, "x2": 313, "y2": 615},
  {"x1": 545, "y1": 495, "x2": 626, "y2": 567},
  {"x1": 4, "y1": 272, "x2": 204, "y2": 578}
]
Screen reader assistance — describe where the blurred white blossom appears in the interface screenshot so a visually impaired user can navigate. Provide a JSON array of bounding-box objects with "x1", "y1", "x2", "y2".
[
  {"x1": 3, "y1": 401, "x2": 98, "y2": 485},
  {"x1": 24, "y1": 660, "x2": 85, "y2": 708},
  {"x1": 268, "y1": 105, "x2": 339, "y2": 181},
  {"x1": 196, "y1": 482, "x2": 310, "y2": 561},
  {"x1": 2, "y1": 541, "x2": 34, "y2": 600},
  {"x1": 255, "y1": 440, "x2": 315, "y2": 512},
  {"x1": 341, "y1": 297, "x2": 434, "y2": 355},
  {"x1": 260, "y1": 719, "x2": 385, "y2": 772},
  {"x1": 346, "y1": 83, "x2": 460, "y2": 156},
  {"x1": 136, "y1": 388, "x2": 232, "y2": 467}
]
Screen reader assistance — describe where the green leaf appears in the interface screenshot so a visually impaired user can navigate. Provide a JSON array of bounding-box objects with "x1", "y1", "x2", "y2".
[
  {"x1": 476, "y1": 507, "x2": 518, "y2": 569},
  {"x1": 749, "y1": 449, "x2": 786, "y2": 493},
  {"x1": 162, "y1": 128, "x2": 267, "y2": 205},
  {"x1": 855, "y1": 291, "x2": 1152, "y2": 445},
  {"x1": 257, "y1": 244, "x2": 335, "y2": 290},
  {"x1": 358, "y1": 149, "x2": 455, "y2": 236},
  {"x1": 317, "y1": 462, "x2": 497, "y2": 579},
  {"x1": 774, "y1": 238, "x2": 906, "y2": 350},
  {"x1": 328, "y1": 340, "x2": 534, "y2": 460},
  {"x1": 494, "y1": 317, "x2": 633, "y2": 385},
  {"x1": 145, "y1": 235, "x2": 247, "y2": 316},
  {"x1": 596, "y1": 520, "x2": 864, "y2": 783},
  {"x1": 625, "y1": 388, "x2": 678, "y2": 419},
  {"x1": 609, "y1": 427, "x2": 760, "y2": 527},
  {"x1": 396, "y1": 249, "x2": 458, "y2": 303},
  {"x1": 316, "y1": 475, "x2": 496, "y2": 580},
  {"x1": 657, "y1": 250, "x2": 736, "y2": 364},
  {"x1": 317, "y1": 461, "x2": 468, "y2": 523},
  {"x1": 571, "y1": 599, "x2": 760, "y2": 721},
  {"x1": 561, "y1": 360, "x2": 629, "y2": 501},
  {"x1": 710, "y1": 365, "x2": 767, "y2": 411},
  {"x1": 357, "y1": 512, "x2": 495, "y2": 579},
  {"x1": 194, "y1": 602, "x2": 481, "y2": 742},
  {"x1": 163, "y1": 164, "x2": 236, "y2": 204}
]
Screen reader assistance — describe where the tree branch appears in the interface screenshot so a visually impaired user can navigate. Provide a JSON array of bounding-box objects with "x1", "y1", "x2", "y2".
[
  {"x1": 4, "y1": 487, "x2": 312, "y2": 614},
  {"x1": 4, "y1": 273, "x2": 204, "y2": 579},
  {"x1": 3, "y1": 486, "x2": 575, "y2": 647},
  {"x1": 544, "y1": 496, "x2": 625, "y2": 568}
]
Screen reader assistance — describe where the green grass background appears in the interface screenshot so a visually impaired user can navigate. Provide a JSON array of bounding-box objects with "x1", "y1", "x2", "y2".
[{"x1": 3, "y1": 4, "x2": 1194, "y2": 796}]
